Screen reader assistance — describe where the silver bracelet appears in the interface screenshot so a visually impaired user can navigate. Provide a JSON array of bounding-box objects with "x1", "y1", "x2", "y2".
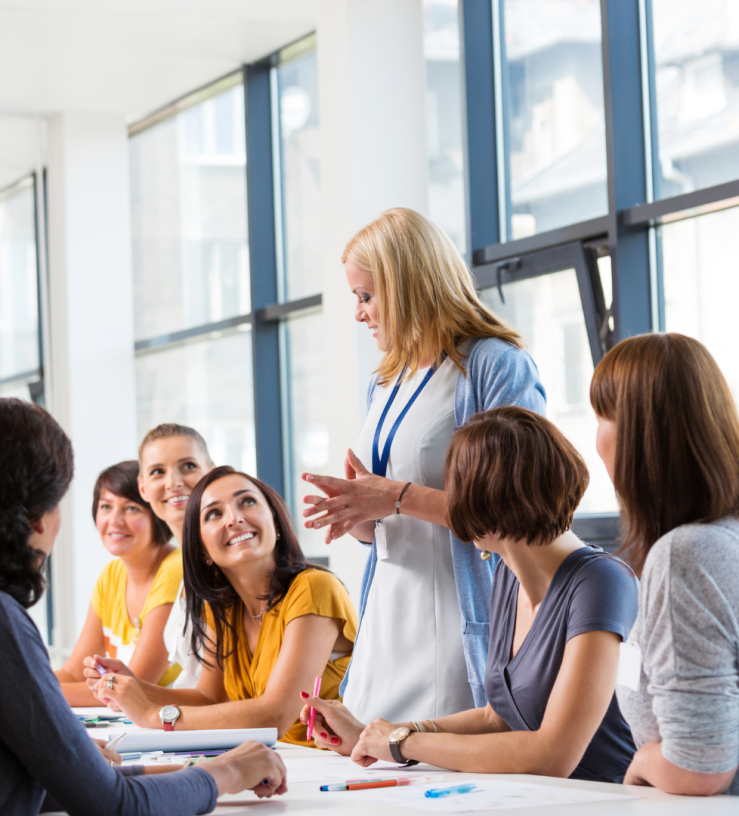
[
  {"x1": 429, "y1": 719, "x2": 438, "y2": 733},
  {"x1": 410, "y1": 720, "x2": 427, "y2": 733}
]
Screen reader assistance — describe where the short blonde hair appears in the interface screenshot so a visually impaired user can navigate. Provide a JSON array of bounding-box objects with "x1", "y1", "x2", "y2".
[{"x1": 342, "y1": 208, "x2": 522, "y2": 385}]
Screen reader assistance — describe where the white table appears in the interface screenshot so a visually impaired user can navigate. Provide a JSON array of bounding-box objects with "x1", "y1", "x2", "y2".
[{"x1": 212, "y1": 744, "x2": 739, "y2": 815}]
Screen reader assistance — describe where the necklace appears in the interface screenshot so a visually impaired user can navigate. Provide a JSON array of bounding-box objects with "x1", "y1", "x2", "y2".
[{"x1": 245, "y1": 604, "x2": 268, "y2": 624}]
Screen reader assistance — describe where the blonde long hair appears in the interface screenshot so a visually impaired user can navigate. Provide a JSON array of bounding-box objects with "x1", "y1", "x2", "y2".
[{"x1": 342, "y1": 208, "x2": 522, "y2": 385}]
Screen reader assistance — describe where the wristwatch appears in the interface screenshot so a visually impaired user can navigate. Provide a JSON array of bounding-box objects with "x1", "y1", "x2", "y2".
[
  {"x1": 159, "y1": 705, "x2": 181, "y2": 731},
  {"x1": 388, "y1": 726, "x2": 419, "y2": 766}
]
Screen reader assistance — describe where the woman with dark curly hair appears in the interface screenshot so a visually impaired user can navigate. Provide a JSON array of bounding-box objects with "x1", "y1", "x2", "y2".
[
  {"x1": 55, "y1": 460, "x2": 183, "y2": 706},
  {"x1": 91, "y1": 466, "x2": 357, "y2": 747},
  {"x1": 0, "y1": 398, "x2": 286, "y2": 816}
]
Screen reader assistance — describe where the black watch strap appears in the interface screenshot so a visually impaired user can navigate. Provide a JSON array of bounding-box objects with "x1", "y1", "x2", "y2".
[{"x1": 389, "y1": 739, "x2": 419, "y2": 766}]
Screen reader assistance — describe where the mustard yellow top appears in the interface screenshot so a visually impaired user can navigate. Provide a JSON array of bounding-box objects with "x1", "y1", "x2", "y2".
[
  {"x1": 91, "y1": 548, "x2": 183, "y2": 687},
  {"x1": 209, "y1": 568, "x2": 357, "y2": 747}
]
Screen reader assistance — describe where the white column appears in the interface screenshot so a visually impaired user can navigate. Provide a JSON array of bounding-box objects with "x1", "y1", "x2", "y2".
[
  {"x1": 317, "y1": 0, "x2": 429, "y2": 600},
  {"x1": 46, "y1": 112, "x2": 138, "y2": 660}
]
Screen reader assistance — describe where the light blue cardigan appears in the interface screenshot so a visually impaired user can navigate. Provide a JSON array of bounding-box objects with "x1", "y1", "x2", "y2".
[{"x1": 340, "y1": 337, "x2": 546, "y2": 707}]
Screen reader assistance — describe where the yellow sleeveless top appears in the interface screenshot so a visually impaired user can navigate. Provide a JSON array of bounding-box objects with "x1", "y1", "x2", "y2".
[
  {"x1": 91, "y1": 548, "x2": 183, "y2": 687},
  {"x1": 209, "y1": 568, "x2": 357, "y2": 746}
]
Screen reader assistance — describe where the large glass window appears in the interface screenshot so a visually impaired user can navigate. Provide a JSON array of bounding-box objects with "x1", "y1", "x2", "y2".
[
  {"x1": 501, "y1": 0, "x2": 608, "y2": 238},
  {"x1": 662, "y1": 206, "x2": 739, "y2": 399},
  {"x1": 130, "y1": 77, "x2": 256, "y2": 470},
  {"x1": 274, "y1": 47, "x2": 322, "y2": 303},
  {"x1": 423, "y1": 0, "x2": 468, "y2": 254},
  {"x1": 0, "y1": 176, "x2": 40, "y2": 396},
  {"x1": 130, "y1": 79, "x2": 250, "y2": 341},
  {"x1": 481, "y1": 271, "x2": 618, "y2": 514},
  {"x1": 652, "y1": 0, "x2": 739, "y2": 199}
]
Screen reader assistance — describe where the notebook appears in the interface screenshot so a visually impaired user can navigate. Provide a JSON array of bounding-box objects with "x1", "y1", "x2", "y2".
[{"x1": 93, "y1": 728, "x2": 278, "y2": 753}]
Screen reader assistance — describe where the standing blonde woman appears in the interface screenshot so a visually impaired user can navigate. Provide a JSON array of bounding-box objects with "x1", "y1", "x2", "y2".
[{"x1": 302, "y1": 208, "x2": 546, "y2": 723}]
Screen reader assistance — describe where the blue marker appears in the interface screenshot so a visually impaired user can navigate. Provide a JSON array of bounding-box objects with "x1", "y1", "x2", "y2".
[{"x1": 425, "y1": 783, "x2": 477, "y2": 798}]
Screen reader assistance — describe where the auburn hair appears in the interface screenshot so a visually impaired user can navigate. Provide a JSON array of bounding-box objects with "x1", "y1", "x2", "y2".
[
  {"x1": 446, "y1": 406, "x2": 588, "y2": 546},
  {"x1": 182, "y1": 466, "x2": 325, "y2": 669},
  {"x1": 590, "y1": 333, "x2": 739, "y2": 573},
  {"x1": 342, "y1": 208, "x2": 523, "y2": 385}
]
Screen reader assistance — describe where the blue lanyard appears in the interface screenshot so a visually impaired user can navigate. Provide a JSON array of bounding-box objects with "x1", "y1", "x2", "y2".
[{"x1": 372, "y1": 356, "x2": 445, "y2": 478}]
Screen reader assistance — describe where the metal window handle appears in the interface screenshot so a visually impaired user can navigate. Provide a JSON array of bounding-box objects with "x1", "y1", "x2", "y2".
[{"x1": 495, "y1": 258, "x2": 521, "y2": 305}]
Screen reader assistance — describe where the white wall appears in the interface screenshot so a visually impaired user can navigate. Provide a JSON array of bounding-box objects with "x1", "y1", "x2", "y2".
[
  {"x1": 46, "y1": 112, "x2": 138, "y2": 658},
  {"x1": 317, "y1": 0, "x2": 429, "y2": 601}
]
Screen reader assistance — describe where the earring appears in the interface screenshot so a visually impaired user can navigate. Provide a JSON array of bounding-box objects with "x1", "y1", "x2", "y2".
[
  {"x1": 480, "y1": 550, "x2": 492, "y2": 561},
  {"x1": 204, "y1": 557, "x2": 213, "y2": 565},
  {"x1": 276, "y1": 531, "x2": 281, "y2": 539}
]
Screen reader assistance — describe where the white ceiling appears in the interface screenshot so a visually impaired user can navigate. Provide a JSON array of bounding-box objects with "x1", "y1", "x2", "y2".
[{"x1": 0, "y1": 0, "x2": 317, "y2": 121}]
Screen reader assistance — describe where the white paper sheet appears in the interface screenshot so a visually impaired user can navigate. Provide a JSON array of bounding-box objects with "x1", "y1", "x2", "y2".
[
  {"x1": 354, "y1": 780, "x2": 638, "y2": 812},
  {"x1": 87, "y1": 727, "x2": 277, "y2": 753},
  {"x1": 280, "y1": 754, "x2": 452, "y2": 784}
]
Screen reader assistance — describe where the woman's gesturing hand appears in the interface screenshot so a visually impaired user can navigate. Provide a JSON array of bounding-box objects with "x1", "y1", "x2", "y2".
[
  {"x1": 91, "y1": 738, "x2": 122, "y2": 766},
  {"x1": 298, "y1": 692, "x2": 366, "y2": 755},
  {"x1": 92, "y1": 673, "x2": 160, "y2": 728},
  {"x1": 301, "y1": 449, "x2": 400, "y2": 543},
  {"x1": 204, "y1": 741, "x2": 287, "y2": 798}
]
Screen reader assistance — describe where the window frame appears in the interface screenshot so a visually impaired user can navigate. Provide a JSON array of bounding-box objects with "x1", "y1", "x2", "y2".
[{"x1": 461, "y1": 0, "x2": 739, "y2": 549}]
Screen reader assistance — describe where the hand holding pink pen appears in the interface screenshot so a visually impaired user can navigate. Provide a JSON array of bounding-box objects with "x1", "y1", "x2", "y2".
[{"x1": 306, "y1": 676, "x2": 322, "y2": 742}]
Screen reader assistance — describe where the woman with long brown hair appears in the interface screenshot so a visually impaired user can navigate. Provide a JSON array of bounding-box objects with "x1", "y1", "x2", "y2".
[
  {"x1": 91, "y1": 466, "x2": 356, "y2": 746},
  {"x1": 590, "y1": 333, "x2": 739, "y2": 796}
]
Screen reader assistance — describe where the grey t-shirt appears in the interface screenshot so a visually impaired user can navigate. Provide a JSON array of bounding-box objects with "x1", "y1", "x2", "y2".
[
  {"x1": 0, "y1": 590, "x2": 218, "y2": 816},
  {"x1": 485, "y1": 546, "x2": 638, "y2": 783},
  {"x1": 616, "y1": 517, "x2": 739, "y2": 795}
]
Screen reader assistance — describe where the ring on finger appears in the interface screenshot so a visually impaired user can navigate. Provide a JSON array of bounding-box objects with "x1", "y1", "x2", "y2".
[{"x1": 107, "y1": 675, "x2": 115, "y2": 690}]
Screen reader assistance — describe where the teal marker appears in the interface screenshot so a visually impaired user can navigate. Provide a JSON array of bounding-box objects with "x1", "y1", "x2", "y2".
[{"x1": 425, "y1": 783, "x2": 477, "y2": 798}]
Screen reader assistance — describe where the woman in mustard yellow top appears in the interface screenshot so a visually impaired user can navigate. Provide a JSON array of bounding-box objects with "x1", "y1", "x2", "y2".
[
  {"x1": 56, "y1": 461, "x2": 182, "y2": 705},
  {"x1": 89, "y1": 466, "x2": 357, "y2": 746}
]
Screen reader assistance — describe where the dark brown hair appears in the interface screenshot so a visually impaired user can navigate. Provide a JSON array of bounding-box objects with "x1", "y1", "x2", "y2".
[
  {"x1": 138, "y1": 423, "x2": 213, "y2": 467},
  {"x1": 446, "y1": 406, "x2": 589, "y2": 546},
  {"x1": 182, "y1": 466, "x2": 325, "y2": 669},
  {"x1": 590, "y1": 333, "x2": 739, "y2": 573},
  {"x1": 0, "y1": 398, "x2": 74, "y2": 607},
  {"x1": 92, "y1": 461, "x2": 171, "y2": 546}
]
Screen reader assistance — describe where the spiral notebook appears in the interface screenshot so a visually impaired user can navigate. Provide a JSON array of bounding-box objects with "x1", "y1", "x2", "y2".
[{"x1": 95, "y1": 728, "x2": 278, "y2": 753}]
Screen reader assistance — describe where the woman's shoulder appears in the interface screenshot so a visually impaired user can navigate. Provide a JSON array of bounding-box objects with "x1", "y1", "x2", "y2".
[
  {"x1": 95, "y1": 556, "x2": 126, "y2": 591},
  {"x1": 286, "y1": 567, "x2": 348, "y2": 599},
  {"x1": 147, "y1": 548, "x2": 183, "y2": 605}
]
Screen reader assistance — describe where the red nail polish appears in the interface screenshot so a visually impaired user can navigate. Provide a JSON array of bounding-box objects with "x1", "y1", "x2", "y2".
[
  {"x1": 300, "y1": 691, "x2": 309, "y2": 699},
  {"x1": 320, "y1": 732, "x2": 328, "y2": 740},
  {"x1": 330, "y1": 737, "x2": 340, "y2": 745}
]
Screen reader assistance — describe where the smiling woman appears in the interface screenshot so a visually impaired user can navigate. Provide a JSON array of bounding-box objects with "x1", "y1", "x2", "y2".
[
  {"x1": 88, "y1": 466, "x2": 357, "y2": 745},
  {"x1": 55, "y1": 461, "x2": 182, "y2": 705}
]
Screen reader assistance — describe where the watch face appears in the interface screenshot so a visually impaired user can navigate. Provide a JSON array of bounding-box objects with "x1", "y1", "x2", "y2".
[
  {"x1": 389, "y1": 726, "x2": 411, "y2": 743},
  {"x1": 160, "y1": 705, "x2": 179, "y2": 722}
]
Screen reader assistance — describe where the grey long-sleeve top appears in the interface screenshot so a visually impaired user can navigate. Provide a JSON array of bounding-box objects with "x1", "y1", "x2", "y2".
[
  {"x1": 0, "y1": 591, "x2": 218, "y2": 816},
  {"x1": 616, "y1": 517, "x2": 739, "y2": 795}
]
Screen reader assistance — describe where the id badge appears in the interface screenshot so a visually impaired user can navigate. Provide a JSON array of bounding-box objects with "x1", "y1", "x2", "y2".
[
  {"x1": 375, "y1": 520, "x2": 389, "y2": 560},
  {"x1": 617, "y1": 640, "x2": 643, "y2": 692}
]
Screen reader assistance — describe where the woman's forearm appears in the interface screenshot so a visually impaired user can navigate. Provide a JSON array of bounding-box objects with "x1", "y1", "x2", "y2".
[
  {"x1": 397, "y1": 483, "x2": 448, "y2": 528},
  {"x1": 406, "y1": 707, "x2": 496, "y2": 736},
  {"x1": 626, "y1": 742, "x2": 737, "y2": 796},
  {"x1": 398, "y1": 730, "x2": 573, "y2": 777},
  {"x1": 172, "y1": 696, "x2": 296, "y2": 738},
  {"x1": 62, "y1": 682, "x2": 104, "y2": 707}
]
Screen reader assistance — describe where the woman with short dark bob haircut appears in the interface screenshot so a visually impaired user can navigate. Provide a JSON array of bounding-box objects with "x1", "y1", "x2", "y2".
[
  {"x1": 300, "y1": 406, "x2": 638, "y2": 783},
  {"x1": 0, "y1": 399, "x2": 286, "y2": 816},
  {"x1": 592, "y1": 333, "x2": 739, "y2": 796},
  {"x1": 92, "y1": 465, "x2": 357, "y2": 746},
  {"x1": 56, "y1": 461, "x2": 182, "y2": 706}
]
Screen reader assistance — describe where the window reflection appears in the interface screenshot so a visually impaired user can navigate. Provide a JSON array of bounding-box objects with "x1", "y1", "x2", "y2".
[
  {"x1": 662, "y1": 206, "x2": 739, "y2": 400},
  {"x1": 281, "y1": 310, "x2": 329, "y2": 557},
  {"x1": 424, "y1": 0, "x2": 467, "y2": 254},
  {"x1": 0, "y1": 180, "x2": 39, "y2": 381},
  {"x1": 130, "y1": 82, "x2": 250, "y2": 341},
  {"x1": 503, "y1": 0, "x2": 608, "y2": 238},
  {"x1": 481, "y1": 270, "x2": 618, "y2": 513},
  {"x1": 136, "y1": 330, "x2": 256, "y2": 475},
  {"x1": 652, "y1": 0, "x2": 739, "y2": 198},
  {"x1": 274, "y1": 51, "x2": 322, "y2": 302}
]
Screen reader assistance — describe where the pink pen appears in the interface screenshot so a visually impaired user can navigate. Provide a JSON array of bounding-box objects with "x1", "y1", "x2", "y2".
[{"x1": 306, "y1": 676, "x2": 322, "y2": 741}]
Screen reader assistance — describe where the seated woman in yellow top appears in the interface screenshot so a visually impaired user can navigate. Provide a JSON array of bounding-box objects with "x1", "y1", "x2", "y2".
[
  {"x1": 87, "y1": 466, "x2": 357, "y2": 746},
  {"x1": 55, "y1": 461, "x2": 182, "y2": 705}
]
